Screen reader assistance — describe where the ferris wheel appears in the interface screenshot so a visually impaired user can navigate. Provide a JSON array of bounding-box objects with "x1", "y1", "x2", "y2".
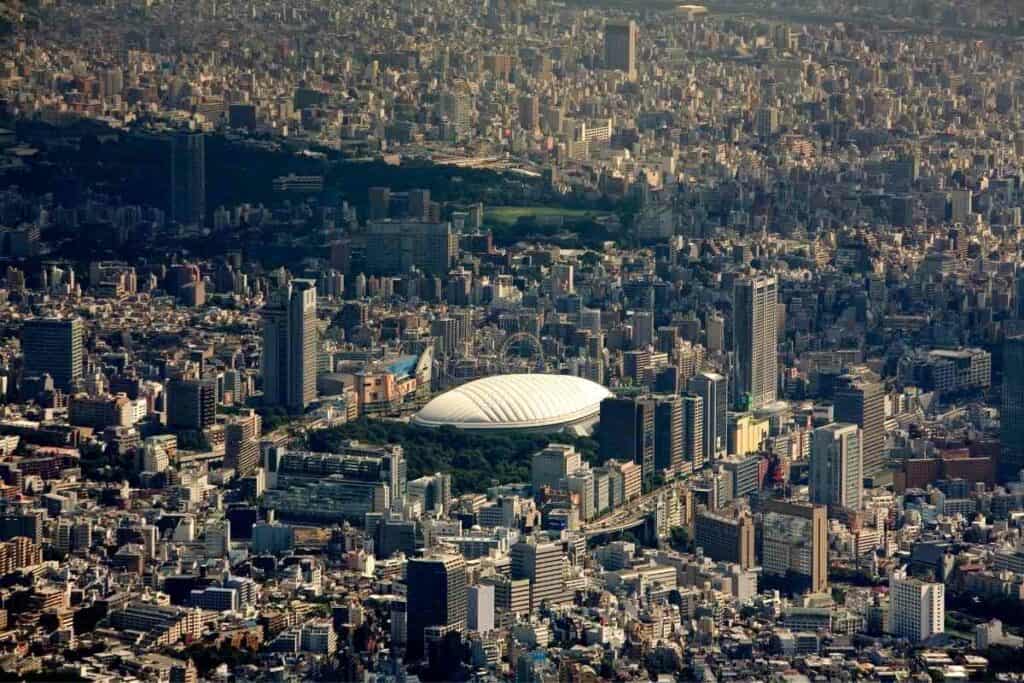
[{"x1": 500, "y1": 332, "x2": 546, "y2": 373}]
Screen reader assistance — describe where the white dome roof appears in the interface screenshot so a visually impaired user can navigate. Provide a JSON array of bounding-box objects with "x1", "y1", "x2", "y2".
[{"x1": 412, "y1": 374, "x2": 612, "y2": 431}]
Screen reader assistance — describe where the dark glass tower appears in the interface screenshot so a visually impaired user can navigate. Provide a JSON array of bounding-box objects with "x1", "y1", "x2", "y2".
[
  {"x1": 1001, "y1": 336, "x2": 1024, "y2": 480},
  {"x1": 21, "y1": 318, "x2": 83, "y2": 392},
  {"x1": 405, "y1": 554, "x2": 467, "y2": 660},
  {"x1": 170, "y1": 130, "x2": 206, "y2": 226},
  {"x1": 600, "y1": 396, "x2": 655, "y2": 492},
  {"x1": 834, "y1": 374, "x2": 885, "y2": 479}
]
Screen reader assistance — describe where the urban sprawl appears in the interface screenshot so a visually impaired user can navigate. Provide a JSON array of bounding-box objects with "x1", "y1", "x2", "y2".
[{"x1": 1, "y1": 0, "x2": 1024, "y2": 681}]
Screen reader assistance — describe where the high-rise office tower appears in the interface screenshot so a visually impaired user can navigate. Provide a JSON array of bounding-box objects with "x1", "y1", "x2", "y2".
[
  {"x1": 834, "y1": 373, "x2": 886, "y2": 479},
  {"x1": 580, "y1": 308, "x2": 601, "y2": 335},
  {"x1": 225, "y1": 411, "x2": 262, "y2": 476},
  {"x1": 733, "y1": 275, "x2": 778, "y2": 410},
  {"x1": 705, "y1": 313, "x2": 725, "y2": 353},
  {"x1": 408, "y1": 188, "x2": 431, "y2": 221},
  {"x1": 531, "y1": 444, "x2": 582, "y2": 492},
  {"x1": 390, "y1": 600, "x2": 407, "y2": 647},
  {"x1": 170, "y1": 130, "x2": 206, "y2": 226},
  {"x1": 482, "y1": 575, "x2": 531, "y2": 618},
  {"x1": 431, "y1": 317, "x2": 460, "y2": 358},
  {"x1": 467, "y1": 584, "x2": 495, "y2": 633},
  {"x1": 723, "y1": 453, "x2": 761, "y2": 499},
  {"x1": 566, "y1": 469, "x2": 595, "y2": 521},
  {"x1": 1016, "y1": 274, "x2": 1024, "y2": 319},
  {"x1": 262, "y1": 279, "x2": 317, "y2": 412},
  {"x1": 169, "y1": 661, "x2": 198, "y2": 683},
  {"x1": 203, "y1": 518, "x2": 231, "y2": 557},
  {"x1": 654, "y1": 365, "x2": 680, "y2": 394},
  {"x1": 680, "y1": 393, "x2": 705, "y2": 472},
  {"x1": 592, "y1": 467, "x2": 612, "y2": 516},
  {"x1": 368, "y1": 186, "x2": 391, "y2": 221},
  {"x1": 755, "y1": 106, "x2": 779, "y2": 140},
  {"x1": 338, "y1": 302, "x2": 369, "y2": 337},
  {"x1": 510, "y1": 541, "x2": 567, "y2": 611},
  {"x1": 632, "y1": 310, "x2": 655, "y2": 349},
  {"x1": 586, "y1": 331, "x2": 604, "y2": 360},
  {"x1": 657, "y1": 326, "x2": 679, "y2": 354},
  {"x1": 889, "y1": 570, "x2": 944, "y2": 643},
  {"x1": 406, "y1": 554, "x2": 468, "y2": 660},
  {"x1": 453, "y1": 307, "x2": 475, "y2": 343},
  {"x1": 949, "y1": 189, "x2": 972, "y2": 224},
  {"x1": 604, "y1": 20, "x2": 638, "y2": 80},
  {"x1": 519, "y1": 95, "x2": 540, "y2": 132},
  {"x1": 166, "y1": 378, "x2": 217, "y2": 431},
  {"x1": 550, "y1": 262, "x2": 574, "y2": 298},
  {"x1": 20, "y1": 318, "x2": 83, "y2": 392},
  {"x1": 1001, "y1": 336, "x2": 1024, "y2": 480},
  {"x1": 623, "y1": 348, "x2": 653, "y2": 386},
  {"x1": 600, "y1": 396, "x2": 655, "y2": 492},
  {"x1": 653, "y1": 395, "x2": 682, "y2": 477},
  {"x1": 688, "y1": 371, "x2": 728, "y2": 465},
  {"x1": 810, "y1": 423, "x2": 863, "y2": 510},
  {"x1": 445, "y1": 268, "x2": 470, "y2": 304},
  {"x1": 408, "y1": 473, "x2": 451, "y2": 514},
  {"x1": 678, "y1": 315, "x2": 701, "y2": 343},
  {"x1": 761, "y1": 500, "x2": 828, "y2": 594},
  {"x1": 675, "y1": 342, "x2": 703, "y2": 384},
  {"x1": 542, "y1": 103, "x2": 564, "y2": 135},
  {"x1": 694, "y1": 509, "x2": 755, "y2": 569},
  {"x1": 773, "y1": 23, "x2": 794, "y2": 51}
]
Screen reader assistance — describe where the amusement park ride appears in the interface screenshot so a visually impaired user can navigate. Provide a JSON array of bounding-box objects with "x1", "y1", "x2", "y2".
[{"x1": 431, "y1": 329, "x2": 550, "y2": 390}]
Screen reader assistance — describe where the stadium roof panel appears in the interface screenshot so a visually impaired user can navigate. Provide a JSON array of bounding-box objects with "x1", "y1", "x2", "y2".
[{"x1": 411, "y1": 374, "x2": 612, "y2": 432}]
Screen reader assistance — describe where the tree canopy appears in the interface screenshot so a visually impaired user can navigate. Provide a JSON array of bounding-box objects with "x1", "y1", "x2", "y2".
[{"x1": 307, "y1": 419, "x2": 599, "y2": 495}]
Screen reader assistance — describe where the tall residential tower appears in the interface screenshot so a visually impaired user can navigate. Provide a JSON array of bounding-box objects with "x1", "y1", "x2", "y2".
[
  {"x1": 733, "y1": 275, "x2": 778, "y2": 410},
  {"x1": 262, "y1": 279, "x2": 317, "y2": 412}
]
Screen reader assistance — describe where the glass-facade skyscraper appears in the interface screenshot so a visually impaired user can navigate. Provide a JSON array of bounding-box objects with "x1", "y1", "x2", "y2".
[
  {"x1": 21, "y1": 317, "x2": 83, "y2": 392},
  {"x1": 406, "y1": 554, "x2": 467, "y2": 660}
]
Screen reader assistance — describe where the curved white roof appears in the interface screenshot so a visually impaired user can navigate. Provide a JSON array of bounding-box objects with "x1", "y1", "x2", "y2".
[{"x1": 412, "y1": 374, "x2": 612, "y2": 431}]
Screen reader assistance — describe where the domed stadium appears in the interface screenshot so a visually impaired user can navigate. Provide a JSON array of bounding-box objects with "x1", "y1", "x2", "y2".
[{"x1": 411, "y1": 374, "x2": 612, "y2": 434}]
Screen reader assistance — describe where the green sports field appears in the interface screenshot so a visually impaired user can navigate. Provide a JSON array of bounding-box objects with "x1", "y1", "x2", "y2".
[{"x1": 484, "y1": 206, "x2": 605, "y2": 226}]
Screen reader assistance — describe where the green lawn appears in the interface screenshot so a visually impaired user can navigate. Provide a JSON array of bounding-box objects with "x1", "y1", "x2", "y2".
[{"x1": 484, "y1": 205, "x2": 604, "y2": 226}]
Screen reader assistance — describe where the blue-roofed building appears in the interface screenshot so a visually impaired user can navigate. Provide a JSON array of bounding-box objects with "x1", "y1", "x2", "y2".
[
  {"x1": 387, "y1": 355, "x2": 420, "y2": 380},
  {"x1": 354, "y1": 348, "x2": 433, "y2": 416}
]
